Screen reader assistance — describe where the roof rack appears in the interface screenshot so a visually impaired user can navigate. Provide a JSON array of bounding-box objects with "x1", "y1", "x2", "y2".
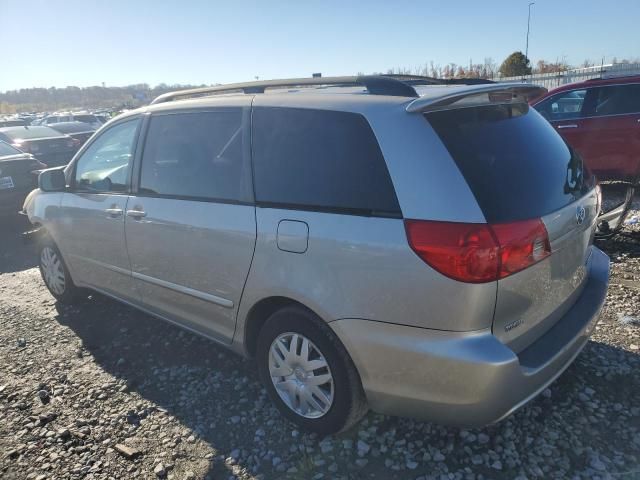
[{"x1": 150, "y1": 75, "x2": 496, "y2": 105}]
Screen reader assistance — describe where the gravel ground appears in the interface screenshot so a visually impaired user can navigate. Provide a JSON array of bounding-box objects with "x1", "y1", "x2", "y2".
[{"x1": 1, "y1": 198, "x2": 639, "y2": 480}]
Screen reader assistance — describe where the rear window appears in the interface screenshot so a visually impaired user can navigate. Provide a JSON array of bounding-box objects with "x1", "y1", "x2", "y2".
[
  {"x1": 0, "y1": 126, "x2": 62, "y2": 140},
  {"x1": 73, "y1": 115, "x2": 98, "y2": 123},
  {"x1": 426, "y1": 103, "x2": 594, "y2": 223},
  {"x1": 50, "y1": 122, "x2": 94, "y2": 134},
  {"x1": 0, "y1": 141, "x2": 23, "y2": 156},
  {"x1": 252, "y1": 107, "x2": 400, "y2": 216}
]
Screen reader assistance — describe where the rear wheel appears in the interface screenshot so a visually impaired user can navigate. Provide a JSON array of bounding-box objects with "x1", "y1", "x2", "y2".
[
  {"x1": 256, "y1": 306, "x2": 367, "y2": 435},
  {"x1": 38, "y1": 240, "x2": 81, "y2": 304}
]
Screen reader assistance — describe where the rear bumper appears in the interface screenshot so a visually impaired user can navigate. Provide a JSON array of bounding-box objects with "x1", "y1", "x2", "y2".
[
  {"x1": 0, "y1": 188, "x2": 32, "y2": 216},
  {"x1": 329, "y1": 246, "x2": 610, "y2": 427}
]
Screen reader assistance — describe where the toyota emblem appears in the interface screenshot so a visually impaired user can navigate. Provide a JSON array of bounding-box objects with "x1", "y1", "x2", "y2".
[{"x1": 576, "y1": 206, "x2": 586, "y2": 225}]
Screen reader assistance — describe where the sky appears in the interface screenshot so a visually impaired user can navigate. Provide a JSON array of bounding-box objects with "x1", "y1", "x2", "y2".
[{"x1": 1, "y1": 0, "x2": 638, "y2": 92}]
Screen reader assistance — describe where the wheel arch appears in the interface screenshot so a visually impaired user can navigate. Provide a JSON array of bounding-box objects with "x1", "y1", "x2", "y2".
[{"x1": 242, "y1": 296, "x2": 312, "y2": 358}]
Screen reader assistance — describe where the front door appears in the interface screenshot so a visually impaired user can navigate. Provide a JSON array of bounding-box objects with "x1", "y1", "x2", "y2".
[
  {"x1": 535, "y1": 87, "x2": 591, "y2": 160},
  {"x1": 125, "y1": 106, "x2": 256, "y2": 342},
  {"x1": 56, "y1": 118, "x2": 141, "y2": 301}
]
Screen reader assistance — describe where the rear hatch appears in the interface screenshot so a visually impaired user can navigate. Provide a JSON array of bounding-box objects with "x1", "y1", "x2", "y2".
[
  {"x1": 0, "y1": 155, "x2": 41, "y2": 190},
  {"x1": 426, "y1": 101, "x2": 598, "y2": 352}
]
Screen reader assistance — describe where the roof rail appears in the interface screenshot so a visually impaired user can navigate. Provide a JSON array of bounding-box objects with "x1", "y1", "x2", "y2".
[
  {"x1": 150, "y1": 75, "x2": 499, "y2": 105},
  {"x1": 150, "y1": 75, "x2": 425, "y2": 104}
]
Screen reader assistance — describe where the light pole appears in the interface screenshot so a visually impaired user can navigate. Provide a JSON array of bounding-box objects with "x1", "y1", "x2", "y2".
[{"x1": 525, "y1": 2, "x2": 535, "y2": 65}]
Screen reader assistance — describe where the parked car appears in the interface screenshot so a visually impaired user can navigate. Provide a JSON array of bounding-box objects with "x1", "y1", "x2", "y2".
[
  {"x1": 532, "y1": 75, "x2": 640, "y2": 234},
  {"x1": 92, "y1": 113, "x2": 111, "y2": 124},
  {"x1": 37, "y1": 113, "x2": 104, "y2": 129},
  {"x1": 0, "y1": 126, "x2": 80, "y2": 167},
  {"x1": 0, "y1": 141, "x2": 46, "y2": 216},
  {"x1": 48, "y1": 121, "x2": 97, "y2": 147},
  {"x1": 0, "y1": 118, "x2": 28, "y2": 127},
  {"x1": 24, "y1": 76, "x2": 609, "y2": 434}
]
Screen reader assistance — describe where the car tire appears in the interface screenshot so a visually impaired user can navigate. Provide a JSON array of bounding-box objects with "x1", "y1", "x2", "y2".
[
  {"x1": 256, "y1": 305, "x2": 368, "y2": 435},
  {"x1": 38, "y1": 238, "x2": 81, "y2": 304}
]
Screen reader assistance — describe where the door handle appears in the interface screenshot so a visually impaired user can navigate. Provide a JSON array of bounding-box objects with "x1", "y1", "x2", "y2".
[
  {"x1": 126, "y1": 209, "x2": 147, "y2": 219},
  {"x1": 557, "y1": 124, "x2": 578, "y2": 129},
  {"x1": 105, "y1": 208, "x2": 123, "y2": 217}
]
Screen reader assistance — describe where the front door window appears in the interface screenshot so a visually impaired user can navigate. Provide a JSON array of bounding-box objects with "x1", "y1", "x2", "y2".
[{"x1": 74, "y1": 119, "x2": 140, "y2": 193}]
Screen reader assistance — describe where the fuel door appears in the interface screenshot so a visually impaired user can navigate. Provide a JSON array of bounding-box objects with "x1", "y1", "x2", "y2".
[{"x1": 277, "y1": 220, "x2": 309, "y2": 254}]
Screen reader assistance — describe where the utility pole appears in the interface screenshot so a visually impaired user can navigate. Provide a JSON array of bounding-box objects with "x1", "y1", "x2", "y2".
[{"x1": 525, "y1": 2, "x2": 535, "y2": 70}]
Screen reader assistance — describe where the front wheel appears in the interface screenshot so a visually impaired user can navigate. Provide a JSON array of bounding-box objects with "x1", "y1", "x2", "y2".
[
  {"x1": 256, "y1": 306, "x2": 368, "y2": 435},
  {"x1": 39, "y1": 240, "x2": 81, "y2": 304}
]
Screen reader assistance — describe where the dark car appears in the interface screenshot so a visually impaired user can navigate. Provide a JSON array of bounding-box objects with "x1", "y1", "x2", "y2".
[
  {"x1": 0, "y1": 141, "x2": 46, "y2": 216},
  {"x1": 0, "y1": 126, "x2": 79, "y2": 167},
  {"x1": 93, "y1": 113, "x2": 111, "y2": 124},
  {"x1": 49, "y1": 121, "x2": 96, "y2": 147},
  {"x1": 532, "y1": 75, "x2": 640, "y2": 234},
  {"x1": 0, "y1": 119, "x2": 27, "y2": 127}
]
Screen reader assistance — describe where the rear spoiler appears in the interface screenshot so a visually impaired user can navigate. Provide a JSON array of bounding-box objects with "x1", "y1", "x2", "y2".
[{"x1": 406, "y1": 83, "x2": 547, "y2": 113}]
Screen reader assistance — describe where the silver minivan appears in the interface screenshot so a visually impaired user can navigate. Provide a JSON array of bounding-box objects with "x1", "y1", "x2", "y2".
[{"x1": 24, "y1": 76, "x2": 610, "y2": 434}]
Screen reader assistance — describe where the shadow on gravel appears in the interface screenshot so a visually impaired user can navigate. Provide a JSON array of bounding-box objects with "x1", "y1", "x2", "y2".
[
  {"x1": 53, "y1": 291, "x2": 640, "y2": 480},
  {"x1": 54, "y1": 294, "x2": 267, "y2": 479},
  {"x1": 0, "y1": 214, "x2": 37, "y2": 274}
]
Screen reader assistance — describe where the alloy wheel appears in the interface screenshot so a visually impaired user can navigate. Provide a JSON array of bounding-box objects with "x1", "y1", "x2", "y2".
[
  {"x1": 40, "y1": 247, "x2": 66, "y2": 295},
  {"x1": 268, "y1": 332, "x2": 334, "y2": 418}
]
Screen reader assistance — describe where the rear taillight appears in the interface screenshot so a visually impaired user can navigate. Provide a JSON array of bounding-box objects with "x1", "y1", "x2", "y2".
[
  {"x1": 405, "y1": 218, "x2": 551, "y2": 283},
  {"x1": 491, "y1": 219, "x2": 551, "y2": 278},
  {"x1": 404, "y1": 221, "x2": 499, "y2": 283}
]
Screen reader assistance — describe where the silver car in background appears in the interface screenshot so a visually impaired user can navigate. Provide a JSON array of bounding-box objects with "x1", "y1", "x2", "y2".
[{"x1": 24, "y1": 76, "x2": 610, "y2": 434}]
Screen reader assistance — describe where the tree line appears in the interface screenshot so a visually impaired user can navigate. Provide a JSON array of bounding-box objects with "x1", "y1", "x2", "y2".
[
  {"x1": 2, "y1": 54, "x2": 638, "y2": 113},
  {"x1": 382, "y1": 53, "x2": 639, "y2": 80},
  {"x1": 0, "y1": 83, "x2": 205, "y2": 114}
]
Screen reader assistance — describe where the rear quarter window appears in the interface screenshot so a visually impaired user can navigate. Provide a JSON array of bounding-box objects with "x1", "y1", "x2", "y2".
[
  {"x1": 252, "y1": 107, "x2": 400, "y2": 217},
  {"x1": 426, "y1": 103, "x2": 594, "y2": 223}
]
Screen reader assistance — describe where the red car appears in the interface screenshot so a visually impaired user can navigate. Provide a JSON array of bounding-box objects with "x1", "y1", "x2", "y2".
[{"x1": 532, "y1": 75, "x2": 640, "y2": 233}]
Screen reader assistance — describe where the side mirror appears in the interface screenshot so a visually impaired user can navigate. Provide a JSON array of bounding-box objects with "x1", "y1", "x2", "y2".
[{"x1": 38, "y1": 168, "x2": 66, "y2": 192}]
